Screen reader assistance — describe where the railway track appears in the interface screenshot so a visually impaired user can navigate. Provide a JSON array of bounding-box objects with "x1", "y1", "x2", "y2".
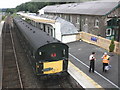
[
  {"x1": 2, "y1": 15, "x2": 83, "y2": 89},
  {"x1": 2, "y1": 16, "x2": 23, "y2": 89}
]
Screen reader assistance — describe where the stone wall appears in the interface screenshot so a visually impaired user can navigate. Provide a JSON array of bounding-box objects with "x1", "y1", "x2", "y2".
[{"x1": 76, "y1": 32, "x2": 120, "y2": 55}]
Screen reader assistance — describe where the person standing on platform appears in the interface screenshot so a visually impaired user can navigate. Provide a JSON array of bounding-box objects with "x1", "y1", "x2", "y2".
[
  {"x1": 101, "y1": 52, "x2": 110, "y2": 72},
  {"x1": 89, "y1": 52, "x2": 96, "y2": 73}
]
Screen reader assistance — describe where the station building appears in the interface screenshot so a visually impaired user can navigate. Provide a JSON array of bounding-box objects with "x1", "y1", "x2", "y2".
[
  {"x1": 38, "y1": 0, "x2": 120, "y2": 41},
  {"x1": 17, "y1": 12, "x2": 79, "y2": 43}
]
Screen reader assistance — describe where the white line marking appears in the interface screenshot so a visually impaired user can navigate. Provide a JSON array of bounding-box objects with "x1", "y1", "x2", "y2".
[{"x1": 69, "y1": 53, "x2": 120, "y2": 89}]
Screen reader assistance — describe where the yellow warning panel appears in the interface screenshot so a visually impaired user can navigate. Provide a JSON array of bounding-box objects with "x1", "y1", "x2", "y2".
[{"x1": 43, "y1": 60, "x2": 63, "y2": 74}]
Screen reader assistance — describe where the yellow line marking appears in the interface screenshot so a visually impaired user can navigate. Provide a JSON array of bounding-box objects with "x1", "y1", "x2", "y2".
[
  {"x1": 69, "y1": 61, "x2": 103, "y2": 89},
  {"x1": 24, "y1": 15, "x2": 55, "y2": 24}
]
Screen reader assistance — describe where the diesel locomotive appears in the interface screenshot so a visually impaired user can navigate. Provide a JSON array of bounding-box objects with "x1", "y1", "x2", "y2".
[{"x1": 13, "y1": 17, "x2": 69, "y2": 75}]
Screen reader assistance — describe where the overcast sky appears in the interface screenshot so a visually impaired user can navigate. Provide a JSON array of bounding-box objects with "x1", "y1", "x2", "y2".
[
  {"x1": 0, "y1": 0, "x2": 119, "y2": 8},
  {"x1": 0, "y1": 0, "x2": 31, "y2": 8}
]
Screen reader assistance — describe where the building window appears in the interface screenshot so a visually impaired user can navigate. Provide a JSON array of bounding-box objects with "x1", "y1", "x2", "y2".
[
  {"x1": 106, "y1": 28, "x2": 112, "y2": 36},
  {"x1": 57, "y1": 14, "x2": 59, "y2": 17},
  {"x1": 85, "y1": 18, "x2": 88, "y2": 25},
  {"x1": 82, "y1": 18, "x2": 87, "y2": 25},
  {"x1": 60, "y1": 14, "x2": 62, "y2": 17},
  {"x1": 76, "y1": 16, "x2": 79, "y2": 24},
  {"x1": 64, "y1": 15, "x2": 67, "y2": 19},
  {"x1": 70, "y1": 15, "x2": 72, "y2": 22},
  {"x1": 94, "y1": 19, "x2": 99, "y2": 27}
]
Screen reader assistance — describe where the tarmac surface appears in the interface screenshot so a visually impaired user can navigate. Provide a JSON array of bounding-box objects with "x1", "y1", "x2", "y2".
[{"x1": 67, "y1": 41, "x2": 119, "y2": 89}]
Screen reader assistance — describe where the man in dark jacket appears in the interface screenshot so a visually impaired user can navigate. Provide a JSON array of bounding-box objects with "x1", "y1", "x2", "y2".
[{"x1": 89, "y1": 52, "x2": 96, "y2": 73}]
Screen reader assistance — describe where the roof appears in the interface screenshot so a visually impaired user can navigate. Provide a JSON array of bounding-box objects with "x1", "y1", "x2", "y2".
[
  {"x1": 17, "y1": 12, "x2": 79, "y2": 35},
  {"x1": 56, "y1": 17, "x2": 79, "y2": 35},
  {"x1": 13, "y1": 17, "x2": 60, "y2": 51},
  {"x1": 41, "y1": 0, "x2": 120, "y2": 15},
  {"x1": 39, "y1": 14, "x2": 79, "y2": 35},
  {"x1": 17, "y1": 12, "x2": 56, "y2": 24}
]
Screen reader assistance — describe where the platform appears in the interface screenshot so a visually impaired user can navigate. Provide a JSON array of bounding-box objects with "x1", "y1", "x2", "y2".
[
  {"x1": 67, "y1": 41, "x2": 119, "y2": 89},
  {"x1": 0, "y1": 18, "x2": 119, "y2": 89},
  {"x1": 68, "y1": 62, "x2": 102, "y2": 89},
  {"x1": 0, "y1": 21, "x2": 4, "y2": 90}
]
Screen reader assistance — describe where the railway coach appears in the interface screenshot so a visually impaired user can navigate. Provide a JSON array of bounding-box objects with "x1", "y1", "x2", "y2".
[{"x1": 13, "y1": 17, "x2": 69, "y2": 75}]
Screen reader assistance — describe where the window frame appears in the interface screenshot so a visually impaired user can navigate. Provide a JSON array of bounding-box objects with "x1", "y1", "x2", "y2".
[
  {"x1": 76, "y1": 16, "x2": 80, "y2": 24},
  {"x1": 94, "y1": 19, "x2": 99, "y2": 28},
  {"x1": 106, "y1": 28, "x2": 112, "y2": 36},
  {"x1": 70, "y1": 15, "x2": 72, "y2": 22}
]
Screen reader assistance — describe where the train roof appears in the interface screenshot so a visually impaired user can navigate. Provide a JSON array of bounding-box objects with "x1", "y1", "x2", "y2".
[
  {"x1": 17, "y1": 12, "x2": 79, "y2": 35},
  {"x1": 13, "y1": 17, "x2": 62, "y2": 51}
]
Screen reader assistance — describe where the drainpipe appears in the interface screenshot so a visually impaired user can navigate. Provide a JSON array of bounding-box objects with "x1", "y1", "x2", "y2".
[
  {"x1": 118, "y1": 19, "x2": 120, "y2": 42},
  {"x1": 79, "y1": 15, "x2": 82, "y2": 32}
]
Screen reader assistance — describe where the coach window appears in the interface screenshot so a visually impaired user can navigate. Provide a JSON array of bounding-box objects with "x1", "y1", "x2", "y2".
[
  {"x1": 51, "y1": 29, "x2": 53, "y2": 36},
  {"x1": 54, "y1": 28, "x2": 55, "y2": 38},
  {"x1": 48, "y1": 27, "x2": 50, "y2": 34}
]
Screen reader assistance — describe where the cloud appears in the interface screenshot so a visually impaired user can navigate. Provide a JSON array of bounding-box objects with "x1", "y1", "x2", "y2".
[{"x1": 0, "y1": 0, "x2": 31, "y2": 8}]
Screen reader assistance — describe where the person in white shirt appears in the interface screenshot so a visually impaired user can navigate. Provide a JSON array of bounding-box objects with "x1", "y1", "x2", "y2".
[{"x1": 89, "y1": 52, "x2": 96, "y2": 73}]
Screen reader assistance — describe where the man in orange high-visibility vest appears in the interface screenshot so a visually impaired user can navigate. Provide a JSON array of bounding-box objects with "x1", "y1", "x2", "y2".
[{"x1": 101, "y1": 52, "x2": 110, "y2": 72}]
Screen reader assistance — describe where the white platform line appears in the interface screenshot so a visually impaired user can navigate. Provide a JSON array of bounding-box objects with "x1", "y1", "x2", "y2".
[{"x1": 69, "y1": 53, "x2": 120, "y2": 89}]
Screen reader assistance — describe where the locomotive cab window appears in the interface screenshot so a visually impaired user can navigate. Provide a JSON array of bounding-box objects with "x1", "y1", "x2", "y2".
[
  {"x1": 63, "y1": 49, "x2": 66, "y2": 56},
  {"x1": 39, "y1": 52, "x2": 42, "y2": 55}
]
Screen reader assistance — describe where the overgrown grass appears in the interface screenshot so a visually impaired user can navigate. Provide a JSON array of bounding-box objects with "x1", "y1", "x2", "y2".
[{"x1": 11, "y1": 13, "x2": 17, "y2": 18}]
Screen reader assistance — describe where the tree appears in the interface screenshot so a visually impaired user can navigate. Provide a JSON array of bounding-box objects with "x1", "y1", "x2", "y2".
[
  {"x1": 15, "y1": 2, "x2": 72, "y2": 13},
  {"x1": 109, "y1": 38, "x2": 115, "y2": 52}
]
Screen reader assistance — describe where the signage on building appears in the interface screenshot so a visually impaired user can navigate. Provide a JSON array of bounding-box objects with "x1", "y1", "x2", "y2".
[{"x1": 91, "y1": 36, "x2": 98, "y2": 42}]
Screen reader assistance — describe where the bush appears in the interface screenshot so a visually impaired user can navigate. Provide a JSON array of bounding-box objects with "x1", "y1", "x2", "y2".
[
  {"x1": 2, "y1": 15, "x2": 6, "y2": 20},
  {"x1": 109, "y1": 38, "x2": 115, "y2": 52}
]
